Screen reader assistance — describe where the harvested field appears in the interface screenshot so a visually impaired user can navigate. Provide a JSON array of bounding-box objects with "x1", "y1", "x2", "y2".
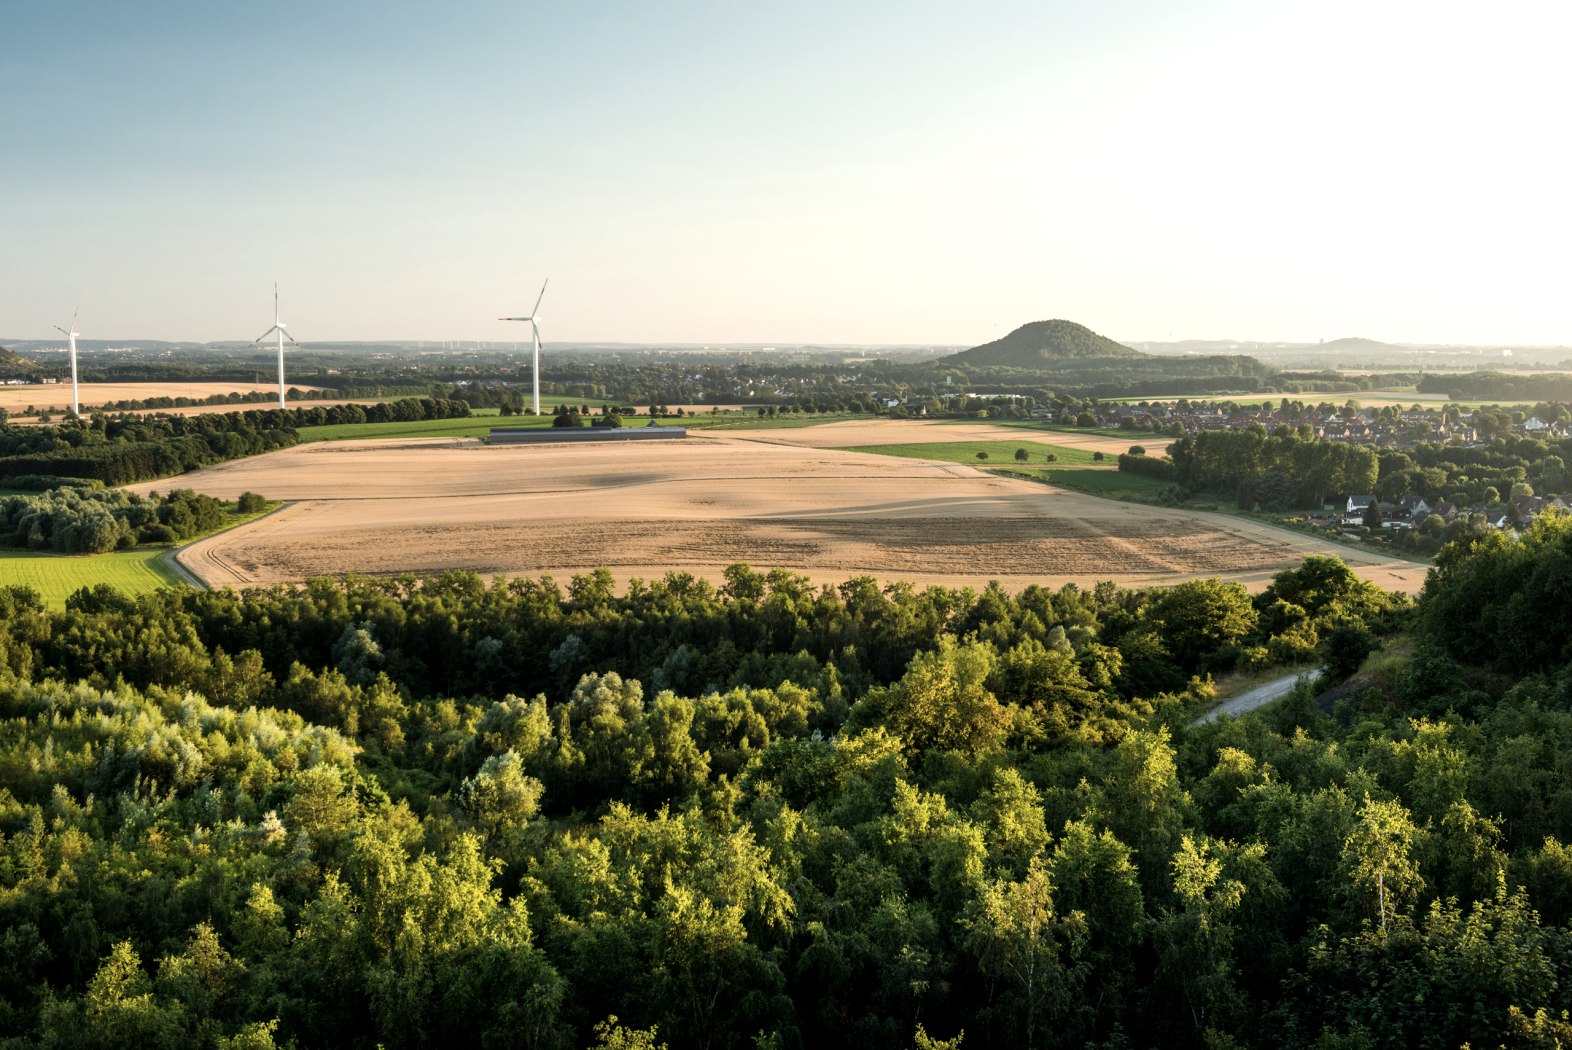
[
  {"x1": 146, "y1": 430, "x2": 1429, "y2": 594},
  {"x1": 730, "y1": 419, "x2": 1171, "y2": 456},
  {"x1": 0, "y1": 382, "x2": 324, "y2": 414}
]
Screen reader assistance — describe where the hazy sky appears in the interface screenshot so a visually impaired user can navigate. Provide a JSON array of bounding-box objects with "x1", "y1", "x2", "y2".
[{"x1": 4, "y1": 0, "x2": 1571, "y2": 346}]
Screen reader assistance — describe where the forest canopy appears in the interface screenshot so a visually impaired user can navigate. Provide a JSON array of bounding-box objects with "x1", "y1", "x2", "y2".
[{"x1": 0, "y1": 535, "x2": 1568, "y2": 1048}]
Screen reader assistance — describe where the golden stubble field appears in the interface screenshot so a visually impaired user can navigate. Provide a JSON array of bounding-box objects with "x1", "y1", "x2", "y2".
[
  {"x1": 728, "y1": 419, "x2": 1171, "y2": 455},
  {"x1": 0, "y1": 382, "x2": 324, "y2": 415},
  {"x1": 139, "y1": 422, "x2": 1429, "y2": 594}
]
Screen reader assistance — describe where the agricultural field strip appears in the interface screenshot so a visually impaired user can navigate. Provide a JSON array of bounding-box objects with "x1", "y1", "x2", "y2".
[
  {"x1": 838, "y1": 440, "x2": 1103, "y2": 466},
  {"x1": 0, "y1": 548, "x2": 183, "y2": 608},
  {"x1": 155, "y1": 430, "x2": 1431, "y2": 594},
  {"x1": 0, "y1": 381, "x2": 326, "y2": 414}
]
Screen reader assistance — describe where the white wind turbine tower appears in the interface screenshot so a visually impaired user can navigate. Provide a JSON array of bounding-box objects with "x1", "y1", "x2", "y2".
[
  {"x1": 499, "y1": 278, "x2": 548, "y2": 416},
  {"x1": 253, "y1": 283, "x2": 297, "y2": 410},
  {"x1": 53, "y1": 309, "x2": 81, "y2": 416}
]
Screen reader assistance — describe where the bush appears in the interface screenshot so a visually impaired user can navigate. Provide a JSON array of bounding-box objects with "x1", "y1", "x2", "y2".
[
  {"x1": 1319, "y1": 621, "x2": 1375, "y2": 681},
  {"x1": 137, "y1": 524, "x2": 178, "y2": 544},
  {"x1": 1118, "y1": 454, "x2": 1177, "y2": 481},
  {"x1": 237, "y1": 492, "x2": 268, "y2": 514}
]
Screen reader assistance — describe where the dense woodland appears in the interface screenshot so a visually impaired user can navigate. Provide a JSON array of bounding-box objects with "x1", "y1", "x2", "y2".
[
  {"x1": 1418, "y1": 371, "x2": 1572, "y2": 403},
  {"x1": 8, "y1": 522, "x2": 1572, "y2": 1047}
]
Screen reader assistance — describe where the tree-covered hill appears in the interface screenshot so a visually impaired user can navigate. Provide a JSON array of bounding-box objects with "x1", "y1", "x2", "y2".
[
  {"x1": 4, "y1": 527, "x2": 1572, "y2": 1047},
  {"x1": 0, "y1": 345, "x2": 34, "y2": 374},
  {"x1": 943, "y1": 319, "x2": 1147, "y2": 368}
]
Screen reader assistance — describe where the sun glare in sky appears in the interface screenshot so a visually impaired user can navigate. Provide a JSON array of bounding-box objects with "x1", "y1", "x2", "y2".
[{"x1": 4, "y1": 0, "x2": 1570, "y2": 346}]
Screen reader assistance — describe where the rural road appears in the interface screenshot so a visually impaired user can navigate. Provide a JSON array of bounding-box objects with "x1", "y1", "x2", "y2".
[{"x1": 1192, "y1": 670, "x2": 1311, "y2": 725}]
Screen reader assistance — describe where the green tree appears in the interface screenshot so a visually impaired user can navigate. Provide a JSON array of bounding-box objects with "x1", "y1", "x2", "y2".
[
  {"x1": 1342, "y1": 797, "x2": 1423, "y2": 933},
  {"x1": 1148, "y1": 578, "x2": 1257, "y2": 672},
  {"x1": 964, "y1": 857, "x2": 1086, "y2": 1049}
]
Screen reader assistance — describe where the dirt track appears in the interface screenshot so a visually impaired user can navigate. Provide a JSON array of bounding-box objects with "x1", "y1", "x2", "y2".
[{"x1": 143, "y1": 426, "x2": 1429, "y2": 594}]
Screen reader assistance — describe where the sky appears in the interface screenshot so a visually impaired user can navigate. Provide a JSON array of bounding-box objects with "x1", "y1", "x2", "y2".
[{"x1": 4, "y1": 0, "x2": 1572, "y2": 347}]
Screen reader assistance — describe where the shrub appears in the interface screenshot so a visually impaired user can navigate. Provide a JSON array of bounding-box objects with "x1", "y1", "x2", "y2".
[
  {"x1": 237, "y1": 492, "x2": 268, "y2": 514},
  {"x1": 137, "y1": 524, "x2": 178, "y2": 544}
]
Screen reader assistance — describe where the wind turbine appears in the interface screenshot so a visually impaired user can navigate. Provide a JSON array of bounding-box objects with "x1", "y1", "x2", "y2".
[
  {"x1": 53, "y1": 309, "x2": 80, "y2": 416},
  {"x1": 499, "y1": 279, "x2": 548, "y2": 416},
  {"x1": 254, "y1": 283, "x2": 297, "y2": 410}
]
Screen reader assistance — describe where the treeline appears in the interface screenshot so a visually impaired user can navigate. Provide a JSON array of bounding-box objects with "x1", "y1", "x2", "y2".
[
  {"x1": 0, "y1": 398, "x2": 469, "y2": 486},
  {"x1": 1393, "y1": 435, "x2": 1572, "y2": 506},
  {"x1": 93, "y1": 384, "x2": 442, "y2": 413},
  {"x1": 1164, "y1": 430, "x2": 1379, "y2": 508},
  {"x1": 0, "y1": 554, "x2": 1423, "y2": 1048},
  {"x1": 0, "y1": 487, "x2": 259, "y2": 553},
  {"x1": 1418, "y1": 370, "x2": 1572, "y2": 402}
]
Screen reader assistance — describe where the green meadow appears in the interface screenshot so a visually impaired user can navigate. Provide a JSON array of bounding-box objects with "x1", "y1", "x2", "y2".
[
  {"x1": 0, "y1": 548, "x2": 184, "y2": 609},
  {"x1": 0, "y1": 500, "x2": 283, "y2": 608}
]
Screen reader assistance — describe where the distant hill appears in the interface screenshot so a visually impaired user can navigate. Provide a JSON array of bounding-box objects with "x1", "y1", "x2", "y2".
[
  {"x1": 0, "y1": 346, "x2": 34, "y2": 373},
  {"x1": 1317, "y1": 337, "x2": 1394, "y2": 352},
  {"x1": 944, "y1": 320, "x2": 1146, "y2": 368}
]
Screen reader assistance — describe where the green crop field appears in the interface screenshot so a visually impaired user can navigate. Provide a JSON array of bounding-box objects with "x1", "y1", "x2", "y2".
[
  {"x1": 0, "y1": 499, "x2": 283, "y2": 608},
  {"x1": 981, "y1": 465, "x2": 1171, "y2": 500},
  {"x1": 1018, "y1": 467, "x2": 1171, "y2": 499},
  {"x1": 295, "y1": 409, "x2": 515, "y2": 443},
  {"x1": 0, "y1": 548, "x2": 184, "y2": 608},
  {"x1": 839, "y1": 440, "x2": 1101, "y2": 466}
]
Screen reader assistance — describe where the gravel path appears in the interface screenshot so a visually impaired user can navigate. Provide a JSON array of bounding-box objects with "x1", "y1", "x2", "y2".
[{"x1": 1192, "y1": 670, "x2": 1311, "y2": 725}]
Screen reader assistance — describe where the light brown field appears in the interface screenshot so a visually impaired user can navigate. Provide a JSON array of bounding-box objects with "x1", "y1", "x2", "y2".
[
  {"x1": 0, "y1": 382, "x2": 324, "y2": 414},
  {"x1": 730, "y1": 419, "x2": 1169, "y2": 456},
  {"x1": 144, "y1": 426, "x2": 1428, "y2": 595}
]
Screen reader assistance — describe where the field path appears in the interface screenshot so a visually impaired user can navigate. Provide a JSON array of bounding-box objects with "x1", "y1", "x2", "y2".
[{"x1": 1192, "y1": 671, "x2": 1311, "y2": 725}]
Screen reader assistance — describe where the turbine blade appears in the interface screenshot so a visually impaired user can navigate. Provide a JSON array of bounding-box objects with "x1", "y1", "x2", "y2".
[
  {"x1": 72, "y1": 306, "x2": 79, "y2": 329},
  {"x1": 254, "y1": 325, "x2": 279, "y2": 343},
  {"x1": 531, "y1": 278, "x2": 548, "y2": 316},
  {"x1": 284, "y1": 330, "x2": 298, "y2": 345},
  {"x1": 54, "y1": 325, "x2": 69, "y2": 336}
]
